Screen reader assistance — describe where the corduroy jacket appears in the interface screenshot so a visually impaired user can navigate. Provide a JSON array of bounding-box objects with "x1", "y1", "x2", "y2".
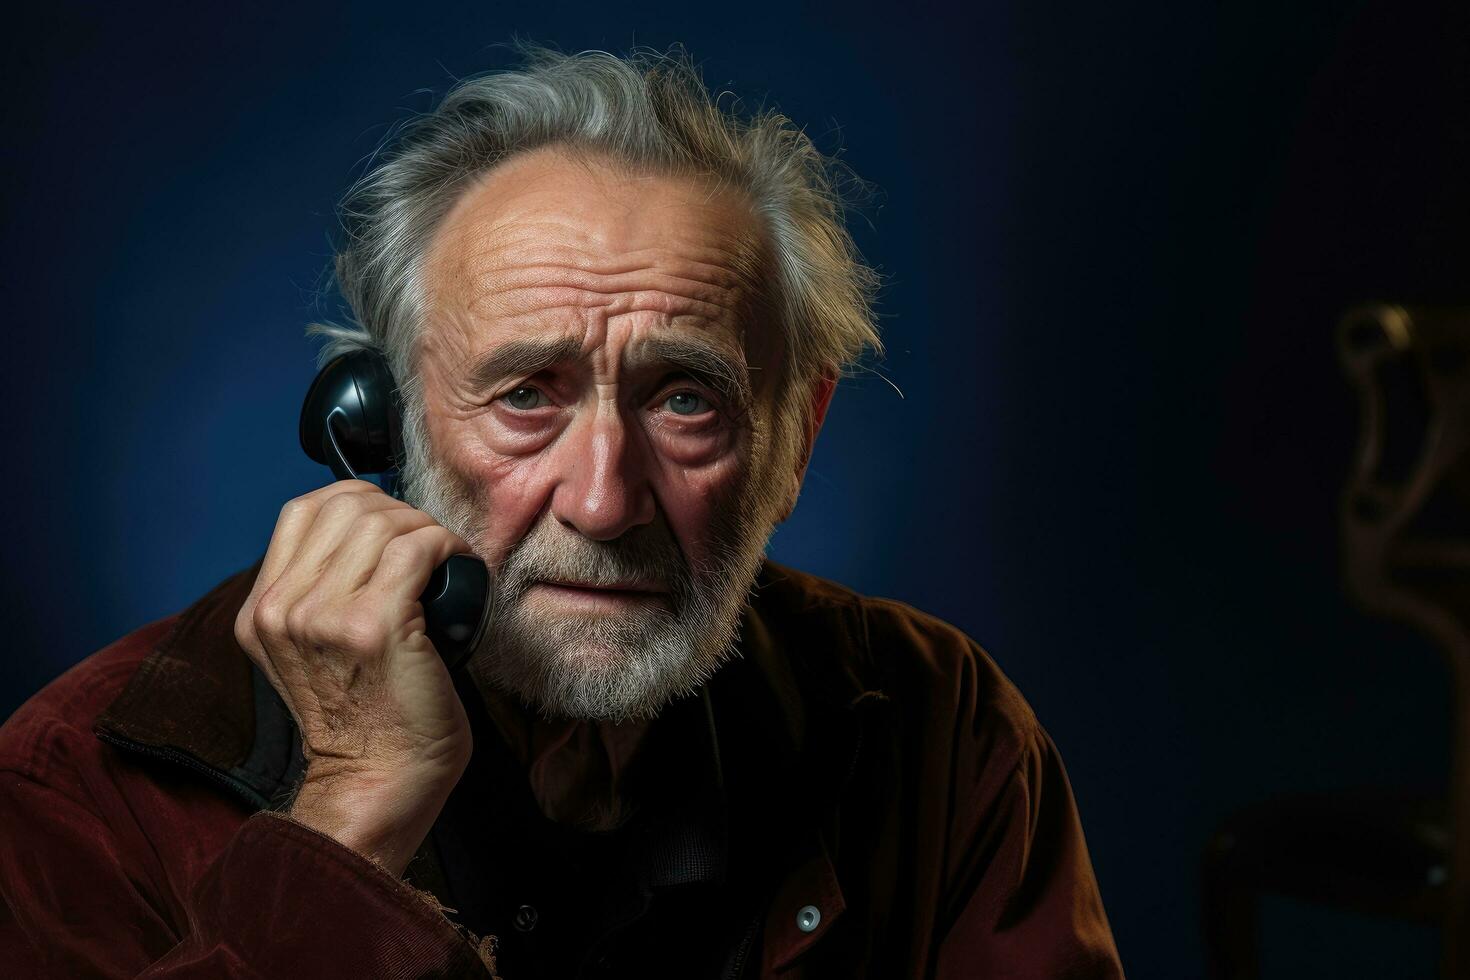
[{"x1": 0, "y1": 559, "x2": 1123, "y2": 978}]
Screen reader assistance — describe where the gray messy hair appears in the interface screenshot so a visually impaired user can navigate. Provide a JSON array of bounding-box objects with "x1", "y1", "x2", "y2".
[{"x1": 308, "y1": 43, "x2": 881, "y2": 501}]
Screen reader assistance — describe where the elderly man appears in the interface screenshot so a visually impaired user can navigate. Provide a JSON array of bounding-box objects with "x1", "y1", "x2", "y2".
[{"x1": 0, "y1": 47, "x2": 1123, "y2": 978}]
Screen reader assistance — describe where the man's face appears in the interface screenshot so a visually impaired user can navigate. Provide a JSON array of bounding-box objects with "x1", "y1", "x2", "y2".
[{"x1": 411, "y1": 146, "x2": 796, "y2": 720}]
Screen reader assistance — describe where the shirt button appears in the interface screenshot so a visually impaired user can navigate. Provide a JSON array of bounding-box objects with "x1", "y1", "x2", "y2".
[
  {"x1": 796, "y1": 904, "x2": 821, "y2": 933},
  {"x1": 513, "y1": 904, "x2": 539, "y2": 932}
]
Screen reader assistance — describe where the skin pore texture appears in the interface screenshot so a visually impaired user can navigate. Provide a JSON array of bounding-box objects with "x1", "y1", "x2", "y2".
[{"x1": 410, "y1": 145, "x2": 831, "y2": 830}]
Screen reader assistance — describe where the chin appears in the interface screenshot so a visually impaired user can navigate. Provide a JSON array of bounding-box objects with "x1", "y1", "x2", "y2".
[{"x1": 474, "y1": 604, "x2": 737, "y2": 722}]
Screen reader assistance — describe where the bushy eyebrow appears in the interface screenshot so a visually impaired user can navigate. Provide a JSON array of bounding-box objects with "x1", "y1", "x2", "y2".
[
  {"x1": 465, "y1": 336, "x2": 585, "y2": 393},
  {"x1": 465, "y1": 333, "x2": 754, "y2": 412},
  {"x1": 627, "y1": 336, "x2": 753, "y2": 413}
]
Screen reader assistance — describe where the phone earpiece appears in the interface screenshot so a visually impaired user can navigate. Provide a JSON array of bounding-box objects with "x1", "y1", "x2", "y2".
[
  {"x1": 300, "y1": 349, "x2": 488, "y2": 671},
  {"x1": 299, "y1": 350, "x2": 402, "y2": 480}
]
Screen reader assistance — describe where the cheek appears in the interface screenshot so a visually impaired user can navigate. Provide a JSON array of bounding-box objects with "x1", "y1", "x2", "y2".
[
  {"x1": 432, "y1": 419, "x2": 558, "y2": 562},
  {"x1": 652, "y1": 449, "x2": 752, "y2": 568}
]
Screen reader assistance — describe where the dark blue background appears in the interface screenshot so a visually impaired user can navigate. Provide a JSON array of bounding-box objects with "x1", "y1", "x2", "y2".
[{"x1": 6, "y1": 1, "x2": 1469, "y2": 975}]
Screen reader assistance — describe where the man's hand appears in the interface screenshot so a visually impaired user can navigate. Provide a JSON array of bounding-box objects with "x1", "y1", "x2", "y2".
[{"x1": 234, "y1": 480, "x2": 475, "y2": 877}]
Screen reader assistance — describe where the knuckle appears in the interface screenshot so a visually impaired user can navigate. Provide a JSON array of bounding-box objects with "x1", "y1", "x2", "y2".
[
  {"x1": 318, "y1": 493, "x2": 360, "y2": 521},
  {"x1": 278, "y1": 497, "x2": 311, "y2": 525},
  {"x1": 274, "y1": 593, "x2": 383, "y2": 658},
  {"x1": 283, "y1": 597, "x2": 322, "y2": 645},
  {"x1": 336, "y1": 611, "x2": 385, "y2": 656},
  {"x1": 305, "y1": 479, "x2": 377, "y2": 499},
  {"x1": 252, "y1": 591, "x2": 289, "y2": 642},
  {"x1": 358, "y1": 510, "x2": 396, "y2": 538},
  {"x1": 382, "y1": 531, "x2": 430, "y2": 566},
  {"x1": 280, "y1": 604, "x2": 308, "y2": 645},
  {"x1": 233, "y1": 604, "x2": 258, "y2": 651}
]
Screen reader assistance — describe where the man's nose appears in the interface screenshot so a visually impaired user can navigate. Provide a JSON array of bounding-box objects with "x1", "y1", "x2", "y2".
[{"x1": 550, "y1": 404, "x2": 657, "y2": 540}]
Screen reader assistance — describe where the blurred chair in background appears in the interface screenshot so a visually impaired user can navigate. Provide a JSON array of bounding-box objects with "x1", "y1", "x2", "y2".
[{"x1": 1202, "y1": 305, "x2": 1470, "y2": 979}]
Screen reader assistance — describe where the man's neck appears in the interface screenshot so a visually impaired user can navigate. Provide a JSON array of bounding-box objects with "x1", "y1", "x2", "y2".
[{"x1": 466, "y1": 666, "x2": 654, "y2": 832}]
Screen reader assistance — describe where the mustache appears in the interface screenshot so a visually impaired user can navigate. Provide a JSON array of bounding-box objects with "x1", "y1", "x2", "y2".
[{"x1": 493, "y1": 515, "x2": 693, "y2": 603}]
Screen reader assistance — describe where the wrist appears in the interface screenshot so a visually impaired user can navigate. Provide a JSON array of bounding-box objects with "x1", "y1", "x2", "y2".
[{"x1": 286, "y1": 764, "x2": 461, "y2": 877}]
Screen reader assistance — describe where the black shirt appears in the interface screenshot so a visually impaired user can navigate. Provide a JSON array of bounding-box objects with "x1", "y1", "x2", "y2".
[{"x1": 421, "y1": 671, "x2": 765, "y2": 980}]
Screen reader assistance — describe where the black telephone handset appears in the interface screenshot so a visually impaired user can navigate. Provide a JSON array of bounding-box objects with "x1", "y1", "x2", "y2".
[{"x1": 300, "y1": 350, "x2": 489, "y2": 671}]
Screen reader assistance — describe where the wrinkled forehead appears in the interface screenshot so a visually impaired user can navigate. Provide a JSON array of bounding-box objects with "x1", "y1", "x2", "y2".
[{"x1": 420, "y1": 146, "x2": 779, "y2": 369}]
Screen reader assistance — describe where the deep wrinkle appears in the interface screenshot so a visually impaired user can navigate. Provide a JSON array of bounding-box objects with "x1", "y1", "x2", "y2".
[{"x1": 418, "y1": 146, "x2": 776, "y2": 579}]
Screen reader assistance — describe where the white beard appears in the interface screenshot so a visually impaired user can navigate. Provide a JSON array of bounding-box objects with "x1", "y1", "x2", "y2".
[{"x1": 404, "y1": 450, "x2": 782, "y2": 722}]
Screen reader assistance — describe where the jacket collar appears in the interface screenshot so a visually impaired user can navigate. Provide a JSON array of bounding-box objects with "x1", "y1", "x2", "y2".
[{"x1": 93, "y1": 561, "x2": 307, "y2": 811}]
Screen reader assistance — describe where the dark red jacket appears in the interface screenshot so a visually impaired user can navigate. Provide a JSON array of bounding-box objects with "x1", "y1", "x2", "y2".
[{"x1": 0, "y1": 560, "x2": 1123, "y2": 978}]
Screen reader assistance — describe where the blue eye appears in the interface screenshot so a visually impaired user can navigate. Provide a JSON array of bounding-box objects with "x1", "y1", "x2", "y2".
[
  {"x1": 664, "y1": 391, "x2": 710, "y2": 416},
  {"x1": 503, "y1": 386, "x2": 548, "y2": 410}
]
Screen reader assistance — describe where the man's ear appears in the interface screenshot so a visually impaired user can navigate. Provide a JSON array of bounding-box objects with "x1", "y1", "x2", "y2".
[{"x1": 779, "y1": 371, "x2": 838, "y2": 523}]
